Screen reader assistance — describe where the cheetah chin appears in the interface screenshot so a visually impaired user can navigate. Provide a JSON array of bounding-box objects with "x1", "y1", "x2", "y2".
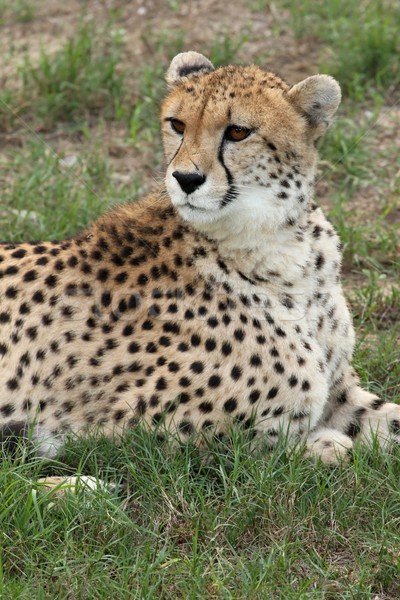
[{"x1": 1, "y1": 51, "x2": 399, "y2": 490}]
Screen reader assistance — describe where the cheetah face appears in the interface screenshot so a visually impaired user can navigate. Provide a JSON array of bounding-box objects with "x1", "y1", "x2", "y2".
[{"x1": 161, "y1": 52, "x2": 340, "y2": 233}]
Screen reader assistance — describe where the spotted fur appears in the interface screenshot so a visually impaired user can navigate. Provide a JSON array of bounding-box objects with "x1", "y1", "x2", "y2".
[{"x1": 1, "y1": 52, "x2": 399, "y2": 464}]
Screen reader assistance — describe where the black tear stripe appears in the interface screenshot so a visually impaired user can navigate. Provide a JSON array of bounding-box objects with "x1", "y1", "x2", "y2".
[
  {"x1": 167, "y1": 139, "x2": 184, "y2": 167},
  {"x1": 218, "y1": 140, "x2": 238, "y2": 208}
]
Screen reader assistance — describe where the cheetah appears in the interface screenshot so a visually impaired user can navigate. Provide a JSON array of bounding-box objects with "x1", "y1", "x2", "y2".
[{"x1": 1, "y1": 51, "x2": 399, "y2": 470}]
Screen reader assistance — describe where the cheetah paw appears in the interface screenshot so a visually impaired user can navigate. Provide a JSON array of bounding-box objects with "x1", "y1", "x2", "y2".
[
  {"x1": 36, "y1": 475, "x2": 114, "y2": 497},
  {"x1": 305, "y1": 428, "x2": 353, "y2": 465}
]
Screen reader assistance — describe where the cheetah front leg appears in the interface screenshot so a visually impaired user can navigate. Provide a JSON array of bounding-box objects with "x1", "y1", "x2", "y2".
[
  {"x1": 301, "y1": 380, "x2": 400, "y2": 464},
  {"x1": 318, "y1": 381, "x2": 400, "y2": 453}
]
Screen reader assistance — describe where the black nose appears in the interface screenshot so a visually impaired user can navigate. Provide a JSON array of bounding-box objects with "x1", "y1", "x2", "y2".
[{"x1": 172, "y1": 171, "x2": 206, "y2": 195}]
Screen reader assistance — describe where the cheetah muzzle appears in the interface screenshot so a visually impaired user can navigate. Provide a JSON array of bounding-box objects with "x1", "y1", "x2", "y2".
[{"x1": 1, "y1": 51, "x2": 399, "y2": 483}]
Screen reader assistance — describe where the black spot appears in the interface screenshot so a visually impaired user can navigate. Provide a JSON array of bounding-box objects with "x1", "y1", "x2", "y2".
[
  {"x1": 65, "y1": 283, "x2": 78, "y2": 297},
  {"x1": 44, "y1": 274, "x2": 58, "y2": 288},
  {"x1": 179, "y1": 420, "x2": 194, "y2": 435},
  {"x1": 250, "y1": 354, "x2": 262, "y2": 367},
  {"x1": 190, "y1": 361, "x2": 204, "y2": 374},
  {"x1": 127, "y1": 361, "x2": 142, "y2": 373},
  {"x1": 159, "y1": 336, "x2": 171, "y2": 347},
  {"x1": 179, "y1": 376, "x2": 191, "y2": 388},
  {"x1": 32, "y1": 290, "x2": 44, "y2": 303},
  {"x1": 6, "y1": 379, "x2": 19, "y2": 392},
  {"x1": 371, "y1": 398, "x2": 385, "y2": 410},
  {"x1": 249, "y1": 390, "x2": 261, "y2": 404},
  {"x1": 5, "y1": 286, "x2": 17, "y2": 299},
  {"x1": 67, "y1": 255, "x2": 78, "y2": 267},
  {"x1": 156, "y1": 377, "x2": 167, "y2": 391},
  {"x1": 199, "y1": 401, "x2": 213, "y2": 414},
  {"x1": 315, "y1": 253, "x2": 325, "y2": 269},
  {"x1": 136, "y1": 398, "x2": 147, "y2": 415},
  {"x1": 149, "y1": 394, "x2": 160, "y2": 407},
  {"x1": 207, "y1": 317, "x2": 219, "y2": 328},
  {"x1": 97, "y1": 268, "x2": 109, "y2": 282},
  {"x1": 267, "y1": 387, "x2": 279, "y2": 400},
  {"x1": 11, "y1": 248, "x2": 27, "y2": 259},
  {"x1": 233, "y1": 329, "x2": 245, "y2": 342},
  {"x1": 113, "y1": 409, "x2": 126, "y2": 422},
  {"x1": 205, "y1": 338, "x2": 216, "y2": 352},
  {"x1": 346, "y1": 421, "x2": 361, "y2": 439},
  {"x1": 221, "y1": 341, "x2": 232, "y2": 356},
  {"x1": 42, "y1": 314, "x2": 53, "y2": 326},
  {"x1": 275, "y1": 327, "x2": 286, "y2": 337},
  {"x1": 191, "y1": 334, "x2": 201, "y2": 347},
  {"x1": 114, "y1": 272, "x2": 128, "y2": 284},
  {"x1": 128, "y1": 294, "x2": 141, "y2": 310},
  {"x1": 208, "y1": 375, "x2": 221, "y2": 388},
  {"x1": 0, "y1": 421, "x2": 27, "y2": 455},
  {"x1": 26, "y1": 326, "x2": 38, "y2": 340},
  {"x1": 101, "y1": 291, "x2": 112, "y2": 307},
  {"x1": 313, "y1": 225, "x2": 322, "y2": 238},
  {"x1": 54, "y1": 260, "x2": 65, "y2": 271},
  {"x1": 177, "y1": 392, "x2": 189, "y2": 405},
  {"x1": 128, "y1": 341, "x2": 140, "y2": 353},
  {"x1": 390, "y1": 420, "x2": 400, "y2": 435},
  {"x1": 223, "y1": 398, "x2": 237, "y2": 413},
  {"x1": 146, "y1": 342, "x2": 157, "y2": 353},
  {"x1": 346, "y1": 408, "x2": 366, "y2": 438},
  {"x1": 137, "y1": 273, "x2": 148, "y2": 285},
  {"x1": 230, "y1": 365, "x2": 242, "y2": 381}
]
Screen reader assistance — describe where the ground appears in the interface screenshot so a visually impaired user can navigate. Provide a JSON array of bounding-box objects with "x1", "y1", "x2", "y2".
[{"x1": 0, "y1": 0, "x2": 399, "y2": 598}]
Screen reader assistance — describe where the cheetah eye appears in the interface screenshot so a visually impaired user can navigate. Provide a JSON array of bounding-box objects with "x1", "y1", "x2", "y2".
[
  {"x1": 169, "y1": 119, "x2": 185, "y2": 135},
  {"x1": 225, "y1": 125, "x2": 252, "y2": 142}
]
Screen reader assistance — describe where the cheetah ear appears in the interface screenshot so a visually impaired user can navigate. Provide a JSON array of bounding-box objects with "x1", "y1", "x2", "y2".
[
  {"x1": 288, "y1": 75, "x2": 341, "y2": 137},
  {"x1": 166, "y1": 51, "x2": 214, "y2": 88}
]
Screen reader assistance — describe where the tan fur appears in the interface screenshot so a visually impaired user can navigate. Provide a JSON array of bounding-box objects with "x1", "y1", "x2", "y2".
[{"x1": 0, "y1": 53, "x2": 399, "y2": 464}]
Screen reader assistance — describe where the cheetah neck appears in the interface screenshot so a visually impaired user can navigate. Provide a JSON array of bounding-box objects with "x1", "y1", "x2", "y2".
[{"x1": 195, "y1": 211, "x2": 313, "y2": 288}]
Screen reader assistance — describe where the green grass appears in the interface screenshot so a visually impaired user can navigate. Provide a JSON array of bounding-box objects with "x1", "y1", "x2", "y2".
[
  {"x1": 0, "y1": 0, "x2": 34, "y2": 24},
  {"x1": 0, "y1": 17, "x2": 127, "y2": 131},
  {"x1": 280, "y1": 0, "x2": 400, "y2": 98},
  {"x1": 0, "y1": 140, "x2": 140, "y2": 241},
  {"x1": 0, "y1": 1, "x2": 399, "y2": 597},
  {"x1": 1, "y1": 430, "x2": 400, "y2": 598}
]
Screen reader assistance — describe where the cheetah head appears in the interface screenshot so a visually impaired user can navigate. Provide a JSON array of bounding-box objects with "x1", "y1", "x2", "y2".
[{"x1": 161, "y1": 51, "x2": 340, "y2": 236}]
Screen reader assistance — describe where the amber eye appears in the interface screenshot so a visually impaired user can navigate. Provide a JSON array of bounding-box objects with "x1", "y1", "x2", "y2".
[
  {"x1": 170, "y1": 119, "x2": 185, "y2": 135},
  {"x1": 225, "y1": 125, "x2": 252, "y2": 142}
]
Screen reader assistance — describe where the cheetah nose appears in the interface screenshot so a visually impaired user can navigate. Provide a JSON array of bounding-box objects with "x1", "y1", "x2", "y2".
[{"x1": 172, "y1": 171, "x2": 206, "y2": 195}]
